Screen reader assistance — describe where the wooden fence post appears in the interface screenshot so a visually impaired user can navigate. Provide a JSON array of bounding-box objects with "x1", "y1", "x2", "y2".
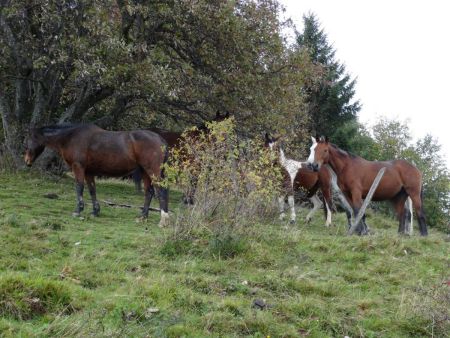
[{"x1": 348, "y1": 167, "x2": 386, "y2": 235}]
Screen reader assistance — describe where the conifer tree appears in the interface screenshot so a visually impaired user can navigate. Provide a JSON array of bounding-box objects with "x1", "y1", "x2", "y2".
[{"x1": 297, "y1": 13, "x2": 360, "y2": 145}]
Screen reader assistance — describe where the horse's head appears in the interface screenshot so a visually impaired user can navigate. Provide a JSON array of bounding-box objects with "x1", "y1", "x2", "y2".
[
  {"x1": 214, "y1": 111, "x2": 230, "y2": 122},
  {"x1": 307, "y1": 135, "x2": 329, "y2": 171},
  {"x1": 24, "y1": 128, "x2": 45, "y2": 166},
  {"x1": 264, "y1": 132, "x2": 282, "y2": 152}
]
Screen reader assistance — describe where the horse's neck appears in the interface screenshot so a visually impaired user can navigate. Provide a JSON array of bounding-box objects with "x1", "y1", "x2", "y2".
[
  {"x1": 41, "y1": 133, "x2": 68, "y2": 152},
  {"x1": 278, "y1": 147, "x2": 304, "y2": 184},
  {"x1": 278, "y1": 148, "x2": 287, "y2": 167},
  {"x1": 328, "y1": 146, "x2": 349, "y2": 176}
]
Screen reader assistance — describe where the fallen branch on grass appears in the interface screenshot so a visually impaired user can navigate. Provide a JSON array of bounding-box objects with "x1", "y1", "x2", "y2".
[{"x1": 101, "y1": 200, "x2": 161, "y2": 212}]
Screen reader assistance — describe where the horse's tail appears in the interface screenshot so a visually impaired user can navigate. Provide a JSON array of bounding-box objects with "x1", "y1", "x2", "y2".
[{"x1": 420, "y1": 183, "x2": 424, "y2": 205}]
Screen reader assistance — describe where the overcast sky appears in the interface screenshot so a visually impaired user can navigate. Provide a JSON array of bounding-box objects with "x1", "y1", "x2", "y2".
[{"x1": 279, "y1": 0, "x2": 450, "y2": 166}]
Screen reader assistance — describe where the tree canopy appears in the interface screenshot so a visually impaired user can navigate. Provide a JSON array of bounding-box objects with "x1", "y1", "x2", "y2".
[{"x1": 0, "y1": 0, "x2": 319, "y2": 167}]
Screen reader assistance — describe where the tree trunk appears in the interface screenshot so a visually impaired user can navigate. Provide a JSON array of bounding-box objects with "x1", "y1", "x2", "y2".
[{"x1": 0, "y1": 92, "x2": 24, "y2": 168}]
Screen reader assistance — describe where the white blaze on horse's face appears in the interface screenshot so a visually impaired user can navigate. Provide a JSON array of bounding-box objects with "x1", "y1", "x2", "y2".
[
  {"x1": 307, "y1": 136, "x2": 317, "y2": 164},
  {"x1": 268, "y1": 140, "x2": 275, "y2": 151}
]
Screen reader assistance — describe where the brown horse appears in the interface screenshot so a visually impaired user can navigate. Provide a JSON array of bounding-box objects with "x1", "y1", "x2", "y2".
[
  {"x1": 307, "y1": 136, "x2": 427, "y2": 236},
  {"x1": 264, "y1": 133, "x2": 340, "y2": 226},
  {"x1": 133, "y1": 112, "x2": 231, "y2": 203},
  {"x1": 24, "y1": 124, "x2": 169, "y2": 226}
]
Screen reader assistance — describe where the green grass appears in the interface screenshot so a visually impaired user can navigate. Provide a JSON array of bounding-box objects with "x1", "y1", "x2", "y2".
[{"x1": 0, "y1": 171, "x2": 449, "y2": 337}]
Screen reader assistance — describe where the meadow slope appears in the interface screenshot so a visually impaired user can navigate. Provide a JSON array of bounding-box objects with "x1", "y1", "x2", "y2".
[{"x1": 0, "y1": 172, "x2": 449, "y2": 337}]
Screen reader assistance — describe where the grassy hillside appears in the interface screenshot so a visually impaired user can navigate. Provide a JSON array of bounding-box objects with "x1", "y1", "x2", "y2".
[{"x1": 0, "y1": 172, "x2": 448, "y2": 337}]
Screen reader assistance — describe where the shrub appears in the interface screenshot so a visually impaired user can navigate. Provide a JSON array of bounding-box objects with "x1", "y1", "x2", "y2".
[{"x1": 163, "y1": 118, "x2": 281, "y2": 254}]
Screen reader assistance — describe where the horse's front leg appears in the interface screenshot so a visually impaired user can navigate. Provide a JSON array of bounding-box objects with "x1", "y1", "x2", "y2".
[
  {"x1": 278, "y1": 196, "x2": 286, "y2": 221},
  {"x1": 86, "y1": 175, "x2": 100, "y2": 216},
  {"x1": 287, "y1": 195, "x2": 296, "y2": 224},
  {"x1": 348, "y1": 190, "x2": 369, "y2": 235},
  {"x1": 72, "y1": 163, "x2": 85, "y2": 217}
]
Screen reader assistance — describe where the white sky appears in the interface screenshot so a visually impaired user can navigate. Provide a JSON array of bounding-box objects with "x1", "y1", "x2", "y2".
[{"x1": 279, "y1": 0, "x2": 450, "y2": 167}]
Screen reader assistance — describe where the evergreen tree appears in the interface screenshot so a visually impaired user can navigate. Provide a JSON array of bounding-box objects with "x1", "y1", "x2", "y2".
[{"x1": 297, "y1": 13, "x2": 360, "y2": 146}]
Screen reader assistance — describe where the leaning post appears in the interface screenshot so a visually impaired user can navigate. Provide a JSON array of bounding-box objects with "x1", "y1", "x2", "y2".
[{"x1": 348, "y1": 167, "x2": 386, "y2": 235}]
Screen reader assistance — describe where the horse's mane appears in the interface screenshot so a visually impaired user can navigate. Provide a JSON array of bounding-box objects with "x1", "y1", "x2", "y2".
[
  {"x1": 38, "y1": 123, "x2": 92, "y2": 137},
  {"x1": 330, "y1": 143, "x2": 359, "y2": 159}
]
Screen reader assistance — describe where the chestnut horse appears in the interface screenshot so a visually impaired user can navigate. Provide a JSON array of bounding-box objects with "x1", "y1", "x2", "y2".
[
  {"x1": 24, "y1": 124, "x2": 169, "y2": 226},
  {"x1": 264, "y1": 133, "x2": 336, "y2": 226},
  {"x1": 307, "y1": 136, "x2": 427, "y2": 236}
]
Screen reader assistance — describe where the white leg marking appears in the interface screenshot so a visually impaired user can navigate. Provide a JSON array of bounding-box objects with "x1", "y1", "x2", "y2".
[
  {"x1": 325, "y1": 200, "x2": 332, "y2": 227},
  {"x1": 159, "y1": 210, "x2": 170, "y2": 228},
  {"x1": 306, "y1": 194, "x2": 322, "y2": 222},
  {"x1": 278, "y1": 196, "x2": 286, "y2": 220},
  {"x1": 288, "y1": 195, "x2": 296, "y2": 223}
]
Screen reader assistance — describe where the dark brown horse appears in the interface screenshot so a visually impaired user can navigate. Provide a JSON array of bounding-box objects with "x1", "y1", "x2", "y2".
[
  {"x1": 24, "y1": 124, "x2": 169, "y2": 226},
  {"x1": 133, "y1": 112, "x2": 231, "y2": 203},
  {"x1": 264, "y1": 133, "x2": 339, "y2": 226},
  {"x1": 307, "y1": 136, "x2": 427, "y2": 236}
]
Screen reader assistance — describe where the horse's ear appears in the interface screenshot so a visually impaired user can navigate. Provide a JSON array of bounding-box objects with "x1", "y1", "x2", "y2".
[
  {"x1": 318, "y1": 135, "x2": 328, "y2": 143},
  {"x1": 311, "y1": 136, "x2": 317, "y2": 144}
]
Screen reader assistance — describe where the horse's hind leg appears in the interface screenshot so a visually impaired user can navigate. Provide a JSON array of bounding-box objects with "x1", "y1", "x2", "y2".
[
  {"x1": 141, "y1": 172, "x2": 155, "y2": 218},
  {"x1": 306, "y1": 194, "x2": 322, "y2": 224},
  {"x1": 392, "y1": 193, "x2": 408, "y2": 234},
  {"x1": 72, "y1": 163, "x2": 85, "y2": 217},
  {"x1": 155, "y1": 166, "x2": 169, "y2": 227},
  {"x1": 406, "y1": 188, "x2": 428, "y2": 236},
  {"x1": 322, "y1": 186, "x2": 333, "y2": 227},
  {"x1": 156, "y1": 185, "x2": 169, "y2": 227},
  {"x1": 86, "y1": 175, "x2": 100, "y2": 216},
  {"x1": 133, "y1": 168, "x2": 143, "y2": 194}
]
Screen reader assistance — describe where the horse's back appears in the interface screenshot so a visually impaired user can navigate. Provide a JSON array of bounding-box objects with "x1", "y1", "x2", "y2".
[
  {"x1": 78, "y1": 128, "x2": 166, "y2": 177},
  {"x1": 294, "y1": 167, "x2": 319, "y2": 191},
  {"x1": 148, "y1": 128, "x2": 182, "y2": 148},
  {"x1": 354, "y1": 159, "x2": 421, "y2": 200},
  {"x1": 127, "y1": 130, "x2": 167, "y2": 161}
]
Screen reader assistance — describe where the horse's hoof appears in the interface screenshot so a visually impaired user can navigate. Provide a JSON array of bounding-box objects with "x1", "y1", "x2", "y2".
[
  {"x1": 91, "y1": 212, "x2": 99, "y2": 217},
  {"x1": 305, "y1": 217, "x2": 311, "y2": 223},
  {"x1": 136, "y1": 216, "x2": 148, "y2": 223},
  {"x1": 289, "y1": 219, "x2": 296, "y2": 225},
  {"x1": 72, "y1": 212, "x2": 80, "y2": 217}
]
